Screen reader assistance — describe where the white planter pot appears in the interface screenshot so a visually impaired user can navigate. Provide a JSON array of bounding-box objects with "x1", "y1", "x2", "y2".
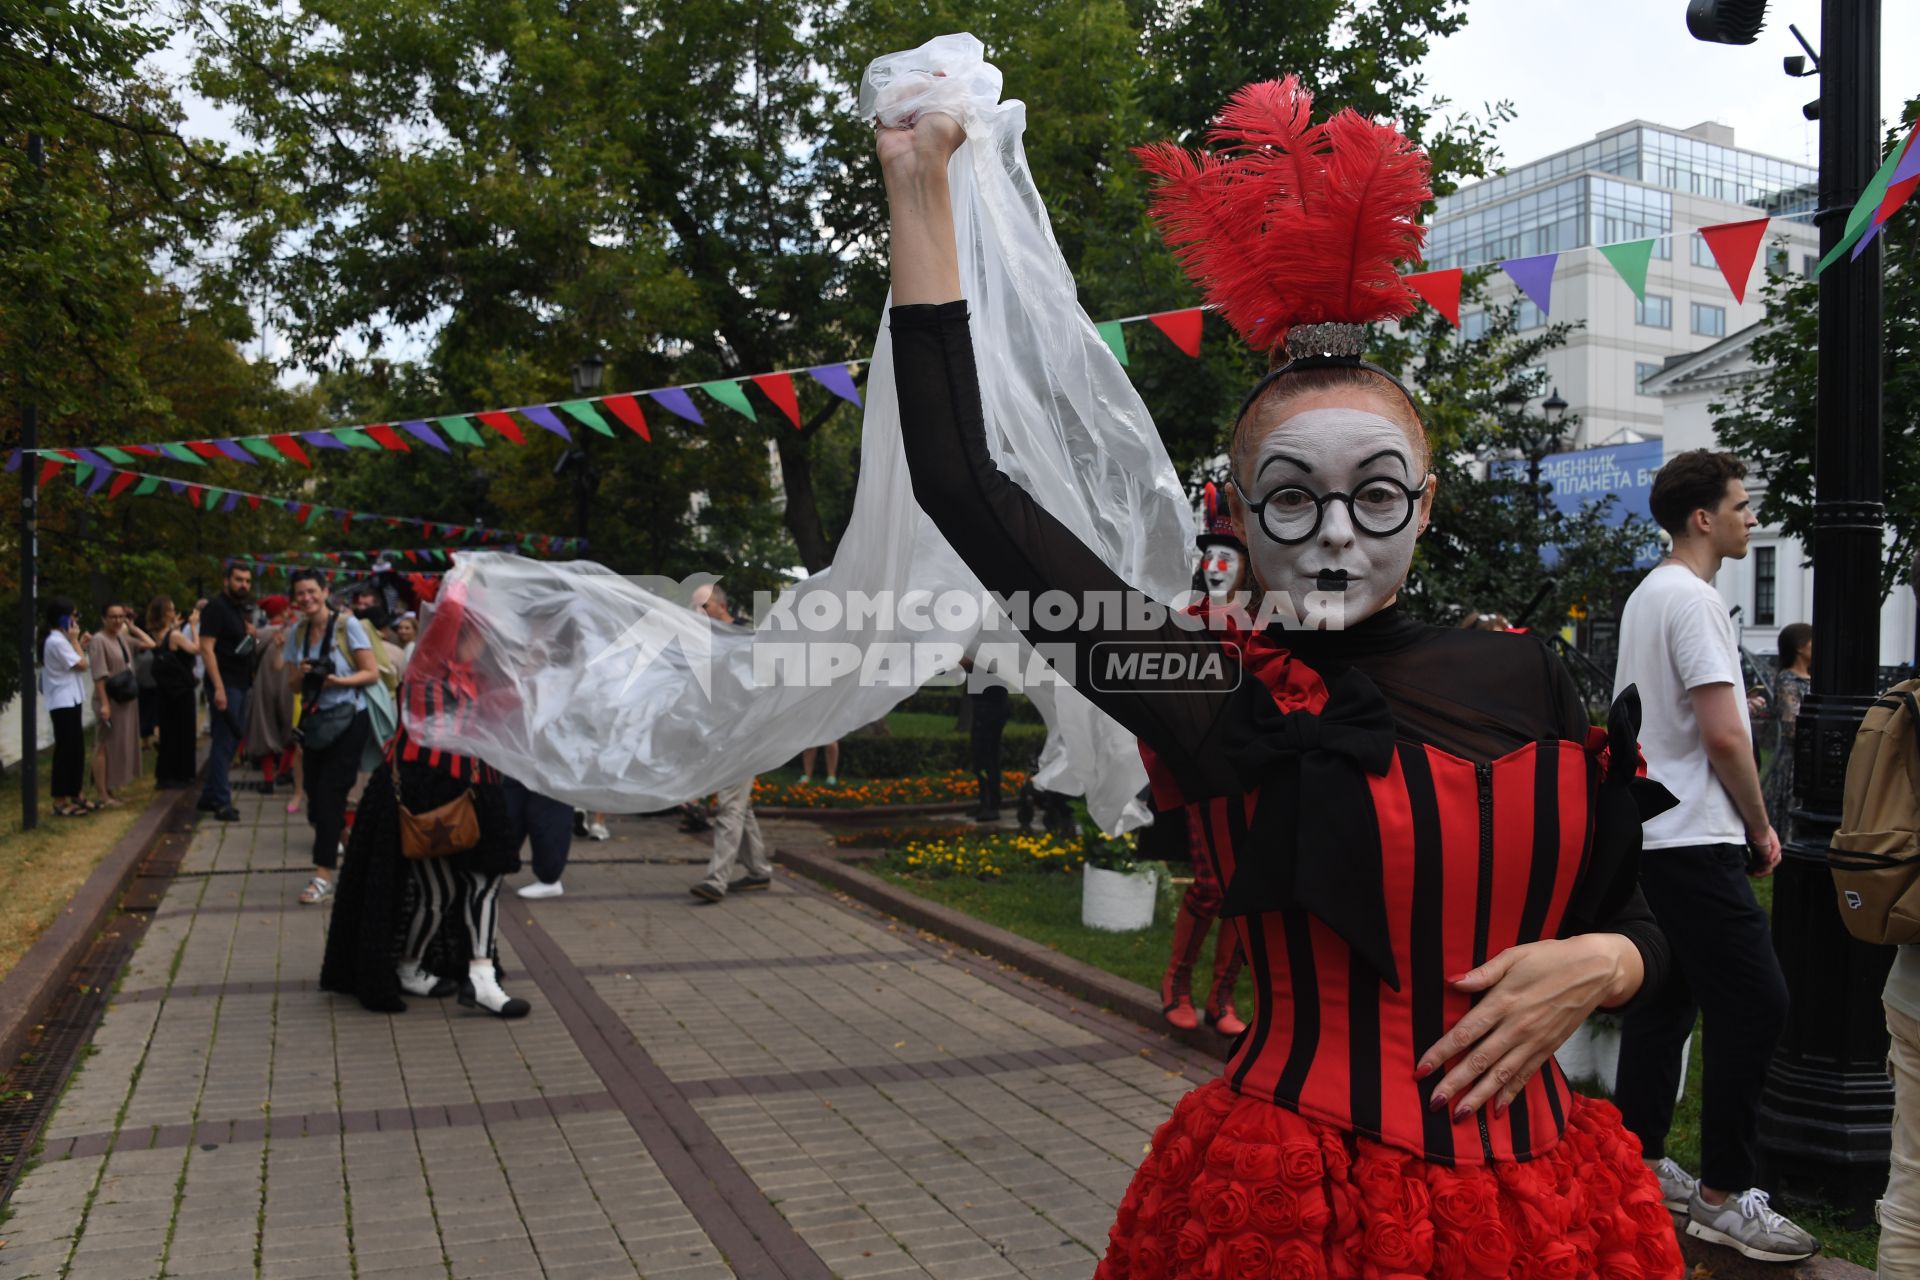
[
  {"x1": 1081, "y1": 865, "x2": 1158, "y2": 932},
  {"x1": 1555, "y1": 1018, "x2": 1689, "y2": 1102}
]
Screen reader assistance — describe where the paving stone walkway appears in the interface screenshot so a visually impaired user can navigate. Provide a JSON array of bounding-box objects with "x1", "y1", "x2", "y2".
[{"x1": 0, "y1": 784, "x2": 1218, "y2": 1280}]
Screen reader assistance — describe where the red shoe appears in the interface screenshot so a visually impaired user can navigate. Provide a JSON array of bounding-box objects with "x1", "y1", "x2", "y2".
[
  {"x1": 1162, "y1": 901, "x2": 1207, "y2": 1031},
  {"x1": 1205, "y1": 927, "x2": 1248, "y2": 1037}
]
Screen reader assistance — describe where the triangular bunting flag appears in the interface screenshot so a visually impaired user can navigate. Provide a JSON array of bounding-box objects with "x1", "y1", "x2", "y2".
[
  {"x1": 1818, "y1": 132, "x2": 1913, "y2": 274},
  {"x1": 700, "y1": 380, "x2": 757, "y2": 421},
  {"x1": 96, "y1": 446, "x2": 136, "y2": 465},
  {"x1": 1499, "y1": 254, "x2": 1559, "y2": 314},
  {"x1": 1403, "y1": 268, "x2": 1464, "y2": 327},
  {"x1": 239, "y1": 437, "x2": 282, "y2": 463},
  {"x1": 650, "y1": 387, "x2": 705, "y2": 425},
  {"x1": 36, "y1": 460, "x2": 66, "y2": 487},
  {"x1": 134, "y1": 476, "x2": 161, "y2": 496},
  {"x1": 518, "y1": 405, "x2": 573, "y2": 440},
  {"x1": 72, "y1": 464, "x2": 92, "y2": 487},
  {"x1": 601, "y1": 394, "x2": 651, "y2": 441},
  {"x1": 187, "y1": 484, "x2": 205, "y2": 507},
  {"x1": 1148, "y1": 308, "x2": 1204, "y2": 357},
  {"x1": 807, "y1": 364, "x2": 862, "y2": 407},
  {"x1": 333, "y1": 428, "x2": 381, "y2": 450},
  {"x1": 5, "y1": 449, "x2": 22, "y2": 473},
  {"x1": 1597, "y1": 239, "x2": 1656, "y2": 301},
  {"x1": 751, "y1": 373, "x2": 803, "y2": 428},
  {"x1": 1872, "y1": 123, "x2": 1920, "y2": 231},
  {"x1": 364, "y1": 424, "x2": 411, "y2": 452},
  {"x1": 1698, "y1": 218, "x2": 1770, "y2": 304},
  {"x1": 1095, "y1": 321, "x2": 1129, "y2": 366},
  {"x1": 221, "y1": 492, "x2": 241, "y2": 512},
  {"x1": 247, "y1": 495, "x2": 260, "y2": 510},
  {"x1": 438, "y1": 416, "x2": 485, "y2": 448},
  {"x1": 300, "y1": 430, "x2": 349, "y2": 452},
  {"x1": 476, "y1": 411, "x2": 527, "y2": 445},
  {"x1": 71, "y1": 448, "x2": 113, "y2": 470},
  {"x1": 396, "y1": 420, "x2": 450, "y2": 453},
  {"x1": 161, "y1": 443, "x2": 206, "y2": 466},
  {"x1": 268, "y1": 435, "x2": 312, "y2": 467},
  {"x1": 107, "y1": 472, "x2": 137, "y2": 500},
  {"x1": 558, "y1": 400, "x2": 617, "y2": 438},
  {"x1": 85, "y1": 467, "x2": 111, "y2": 494},
  {"x1": 209, "y1": 439, "x2": 254, "y2": 464}
]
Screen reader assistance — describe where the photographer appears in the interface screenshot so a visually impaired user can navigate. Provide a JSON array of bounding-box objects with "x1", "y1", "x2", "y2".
[{"x1": 284, "y1": 569, "x2": 379, "y2": 905}]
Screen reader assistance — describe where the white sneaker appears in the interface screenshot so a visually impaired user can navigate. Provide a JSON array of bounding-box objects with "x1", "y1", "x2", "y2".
[
  {"x1": 517, "y1": 880, "x2": 564, "y2": 900},
  {"x1": 586, "y1": 822, "x2": 609, "y2": 841},
  {"x1": 1685, "y1": 1186, "x2": 1819, "y2": 1263},
  {"x1": 824, "y1": 775, "x2": 838, "y2": 785},
  {"x1": 396, "y1": 963, "x2": 450, "y2": 997},
  {"x1": 1648, "y1": 1156, "x2": 1698, "y2": 1213},
  {"x1": 797, "y1": 774, "x2": 811, "y2": 785}
]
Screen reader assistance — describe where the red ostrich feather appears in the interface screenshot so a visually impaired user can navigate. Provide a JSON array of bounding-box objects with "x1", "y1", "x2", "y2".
[{"x1": 1134, "y1": 77, "x2": 1432, "y2": 356}]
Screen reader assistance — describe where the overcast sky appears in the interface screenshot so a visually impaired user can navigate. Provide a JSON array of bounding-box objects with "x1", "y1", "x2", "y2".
[{"x1": 1417, "y1": 0, "x2": 1917, "y2": 171}]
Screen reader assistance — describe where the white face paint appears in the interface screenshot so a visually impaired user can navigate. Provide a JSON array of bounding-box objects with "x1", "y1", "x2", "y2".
[
  {"x1": 1235, "y1": 406, "x2": 1428, "y2": 629},
  {"x1": 1201, "y1": 545, "x2": 1244, "y2": 601}
]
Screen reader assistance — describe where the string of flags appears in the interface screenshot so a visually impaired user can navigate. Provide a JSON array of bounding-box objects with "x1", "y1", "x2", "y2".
[
  {"x1": 11, "y1": 129, "x2": 1915, "y2": 490},
  {"x1": 12, "y1": 455, "x2": 581, "y2": 552},
  {"x1": 242, "y1": 559, "x2": 447, "y2": 582},
  {"x1": 238, "y1": 547, "x2": 512, "y2": 567}
]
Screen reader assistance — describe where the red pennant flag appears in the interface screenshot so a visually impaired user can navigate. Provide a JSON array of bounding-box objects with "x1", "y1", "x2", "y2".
[
  {"x1": 56, "y1": 449, "x2": 83, "y2": 461},
  {"x1": 1403, "y1": 268, "x2": 1464, "y2": 327},
  {"x1": 476, "y1": 411, "x2": 526, "y2": 445},
  {"x1": 186, "y1": 440, "x2": 226, "y2": 461},
  {"x1": 107, "y1": 472, "x2": 137, "y2": 500},
  {"x1": 1876, "y1": 121, "x2": 1920, "y2": 226},
  {"x1": 187, "y1": 484, "x2": 205, "y2": 507},
  {"x1": 268, "y1": 434, "x2": 312, "y2": 467},
  {"x1": 364, "y1": 424, "x2": 410, "y2": 452},
  {"x1": 126, "y1": 445, "x2": 162, "y2": 458},
  {"x1": 341, "y1": 511, "x2": 352, "y2": 532},
  {"x1": 247, "y1": 495, "x2": 261, "y2": 510},
  {"x1": 294, "y1": 502, "x2": 312, "y2": 523},
  {"x1": 1148, "y1": 308, "x2": 1204, "y2": 357},
  {"x1": 37, "y1": 458, "x2": 63, "y2": 486},
  {"x1": 602, "y1": 393, "x2": 651, "y2": 441},
  {"x1": 422, "y1": 523, "x2": 435, "y2": 539},
  {"x1": 751, "y1": 373, "x2": 803, "y2": 428},
  {"x1": 1699, "y1": 218, "x2": 1771, "y2": 304}
]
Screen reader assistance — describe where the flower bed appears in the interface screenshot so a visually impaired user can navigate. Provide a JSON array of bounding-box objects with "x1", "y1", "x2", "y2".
[
  {"x1": 752, "y1": 769, "x2": 1027, "y2": 810},
  {"x1": 881, "y1": 829, "x2": 1084, "y2": 879}
]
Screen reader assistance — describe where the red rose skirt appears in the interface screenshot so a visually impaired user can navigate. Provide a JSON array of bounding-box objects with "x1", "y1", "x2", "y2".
[{"x1": 1095, "y1": 1079, "x2": 1683, "y2": 1280}]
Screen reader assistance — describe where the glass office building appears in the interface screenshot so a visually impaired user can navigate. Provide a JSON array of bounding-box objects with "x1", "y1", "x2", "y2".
[{"x1": 1427, "y1": 122, "x2": 1819, "y2": 448}]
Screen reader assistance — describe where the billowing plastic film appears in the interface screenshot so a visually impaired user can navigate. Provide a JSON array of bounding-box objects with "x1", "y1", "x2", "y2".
[{"x1": 409, "y1": 33, "x2": 1194, "y2": 831}]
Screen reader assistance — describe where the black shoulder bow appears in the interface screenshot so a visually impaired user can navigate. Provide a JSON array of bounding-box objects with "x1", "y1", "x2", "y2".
[
  {"x1": 1216, "y1": 666, "x2": 1403, "y2": 990},
  {"x1": 1568, "y1": 683, "x2": 1679, "y2": 928}
]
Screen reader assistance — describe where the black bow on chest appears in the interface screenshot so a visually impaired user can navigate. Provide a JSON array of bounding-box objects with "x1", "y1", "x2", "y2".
[{"x1": 1216, "y1": 666, "x2": 1403, "y2": 990}]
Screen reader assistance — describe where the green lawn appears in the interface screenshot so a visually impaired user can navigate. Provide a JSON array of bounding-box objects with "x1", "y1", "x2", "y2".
[{"x1": 869, "y1": 857, "x2": 1881, "y2": 1269}]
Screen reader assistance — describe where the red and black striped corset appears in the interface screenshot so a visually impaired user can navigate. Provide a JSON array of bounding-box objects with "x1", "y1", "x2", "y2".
[
  {"x1": 394, "y1": 667, "x2": 498, "y2": 785},
  {"x1": 1144, "y1": 635, "x2": 1642, "y2": 1167}
]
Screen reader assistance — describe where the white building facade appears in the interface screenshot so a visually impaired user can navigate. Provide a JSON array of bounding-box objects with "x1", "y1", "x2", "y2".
[
  {"x1": 1642, "y1": 324, "x2": 1915, "y2": 672},
  {"x1": 1429, "y1": 121, "x2": 1821, "y2": 450}
]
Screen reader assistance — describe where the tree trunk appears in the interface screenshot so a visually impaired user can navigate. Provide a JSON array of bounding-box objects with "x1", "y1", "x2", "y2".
[{"x1": 774, "y1": 429, "x2": 833, "y2": 573}]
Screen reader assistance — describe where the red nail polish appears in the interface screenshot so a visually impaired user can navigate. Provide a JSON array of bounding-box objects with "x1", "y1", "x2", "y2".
[
  {"x1": 1453, "y1": 1104, "x2": 1470, "y2": 1123},
  {"x1": 1429, "y1": 1093, "x2": 1447, "y2": 1113},
  {"x1": 1447, "y1": 973, "x2": 1467, "y2": 984},
  {"x1": 1494, "y1": 1099, "x2": 1507, "y2": 1119},
  {"x1": 1415, "y1": 1063, "x2": 1432, "y2": 1080}
]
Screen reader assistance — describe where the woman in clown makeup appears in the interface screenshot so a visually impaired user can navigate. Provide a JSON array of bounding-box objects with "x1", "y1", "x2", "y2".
[{"x1": 879, "y1": 78, "x2": 1689, "y2": 1279}]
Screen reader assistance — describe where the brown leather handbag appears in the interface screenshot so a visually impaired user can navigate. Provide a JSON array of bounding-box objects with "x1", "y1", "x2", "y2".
[{"x1": 391, "y1": 755, "x2": 481, "y2": 860}]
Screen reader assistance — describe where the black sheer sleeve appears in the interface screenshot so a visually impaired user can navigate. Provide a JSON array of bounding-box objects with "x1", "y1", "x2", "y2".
[{"x1": 892, "y1": 301, "x2": 1255, "y2": 789}]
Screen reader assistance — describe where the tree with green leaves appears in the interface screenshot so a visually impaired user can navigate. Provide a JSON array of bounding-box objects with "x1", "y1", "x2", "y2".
[{"x1": 1713, "y1": 103, "x2": 1920, "y2": 601}]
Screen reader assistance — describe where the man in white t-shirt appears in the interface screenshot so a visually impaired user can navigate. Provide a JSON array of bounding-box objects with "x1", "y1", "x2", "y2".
[{"x1": 1612, "y1": 449, "x2": 1816, "y2": 1263}]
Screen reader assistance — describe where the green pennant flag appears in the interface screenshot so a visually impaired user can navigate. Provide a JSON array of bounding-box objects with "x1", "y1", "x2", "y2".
[
  {"x1": 133, "y1": 476, "x2": 161, "y2": 496},
  {"x1": 699, "y1": 380, "x2": 757, "y2": 422},
  {"x1": 201, "y1": 488, "x2": 222, "y2": 511},
  {"x1": 1096, "y1": 321, "x2": 1129, "y2": 367},
  {"x1": 559, "y1": 399, "x2": 617, "y2": 438},
  {"x1": 160, "y1": 442, "x2": 205, "y2": 466},
  {"x1": 240, "y1": 437, "x2": 282, "y2": 463},
  {"x1": 332, "y1": 427, "x2": 382, "y2": 450},
  {"x1": 97, "y1": 446, "x2": 137, "y2": 465},
  {"x1": 74, "y1": 464, "x2": 93, "y2": 487},
  {"x1": 1597, "y1": 239, "x2": 1656, "y2": 300},
  {"x1": 437, "y1": 415, "x2": 486, "y2": 448},
  {"x1": 1818, "y1": 135, "x2": 1912, "y2": 274}
]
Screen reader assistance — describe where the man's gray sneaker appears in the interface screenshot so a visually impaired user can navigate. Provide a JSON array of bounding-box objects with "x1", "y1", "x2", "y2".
[
  {"x1": 1685, "y1": 1186, "x2": 1819, "y2": 1263},
  {"x1": 1648, "y1": 1157, "x2": 1698, "y2": 1213}
]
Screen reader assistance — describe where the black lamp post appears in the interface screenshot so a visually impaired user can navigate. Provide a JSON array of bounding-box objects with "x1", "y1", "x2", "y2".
[
  {"x1": 564, "y1": 354, "x2": 604, "y2": 543},
  {"x1": 1711, "y1": 0, "x2": 1893, "y2": 1218},
  {"x1": 1526, "y1": 388, "x2": 1570, "y2": 519}
]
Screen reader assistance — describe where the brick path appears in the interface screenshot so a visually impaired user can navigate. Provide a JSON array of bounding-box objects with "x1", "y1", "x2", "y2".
[{"x1": 0, "y1": 786, "x2": 1218, "y2": 1279}]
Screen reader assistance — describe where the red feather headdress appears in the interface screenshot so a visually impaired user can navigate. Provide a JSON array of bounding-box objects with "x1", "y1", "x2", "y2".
[{"x1": 1134, "y1": 77, "x2": 1432, "y2": 361}]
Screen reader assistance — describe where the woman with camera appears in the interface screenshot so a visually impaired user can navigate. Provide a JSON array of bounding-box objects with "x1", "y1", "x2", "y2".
[
  {"x1": 39, "y1": 598, "x2": 95, "y2": 818},
  {"x1": 284, "y1": 569, "x2": 379, "y2": 905}
]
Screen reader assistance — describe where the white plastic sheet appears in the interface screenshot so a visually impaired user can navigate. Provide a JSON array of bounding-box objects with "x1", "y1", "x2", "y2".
[{"x1": 410, "y1": 33, "x2": 1194, "y2": 831}]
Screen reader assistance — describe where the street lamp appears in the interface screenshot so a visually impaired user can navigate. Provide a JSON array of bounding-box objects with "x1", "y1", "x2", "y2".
[
  {"x1": 563, "y1": 354, "x2": 605, "y2": 543},
  {"x1": 1542, "y1": 387, "x2": 1569, "y2": 420}
]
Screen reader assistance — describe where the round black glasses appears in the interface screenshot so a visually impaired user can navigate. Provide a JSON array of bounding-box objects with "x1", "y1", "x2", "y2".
[{"x1": 1229, "y1": 474, "x2": 1428, "y2": 546}]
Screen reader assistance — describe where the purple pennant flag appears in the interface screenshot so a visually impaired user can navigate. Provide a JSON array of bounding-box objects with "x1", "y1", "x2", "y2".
[
  {"x1": 517, "y1": 405, "x2": 573, "y2": 440},
  {"x1": 221, "y1": 492, "x2": 242, "y2": 512},
  {"x1": 85, "y1": 468, "x2": 113, "y2": 495},
  {"x1": 1894, "y1": 135, "x2": 1920, "y2": 187},
  {"x1": 649, "y1": 387, "x2": 705, "y2": 425},
  {"x1": 301, "y1": 430, "x2": 350, "y2": 451},
  {"x1": 167, "y1": 480, "x2": 186, "y2": 495},
  {"x1": 212, "y1": 438, "x2": 256, "y2": 464},
  {"x1": 6, "y1": 449, "x2": 21, "y2": 472},
  {"x1": 1852, "y1": 218, "x2": 1883, "y2": 262},
  {"x1": 1499, "y1": 253, "x2": 1559, "y2": 316},
  {"x1": 399, "y1": 419, "x2": 451, "y2": 453},
  {"x1": 807, "y1": 364, "x2": 863, "y2": 408},
  {"x1": 71, "y1": 447, "x2": 115, "y2": 471}
]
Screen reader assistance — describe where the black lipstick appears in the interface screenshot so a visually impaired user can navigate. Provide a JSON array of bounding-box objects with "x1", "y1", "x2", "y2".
[{"x1": 1315, "y1": 569, "x2": 1350, "y2": 592}]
